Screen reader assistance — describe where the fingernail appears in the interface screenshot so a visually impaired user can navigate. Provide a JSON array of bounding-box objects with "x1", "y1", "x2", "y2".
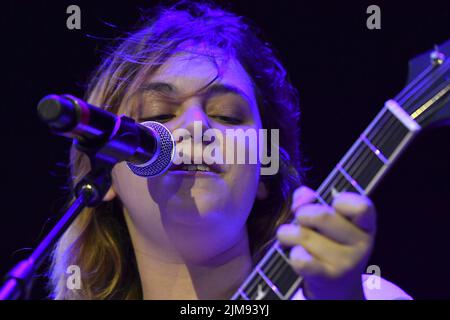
[
  {"x1": 278, "y1": 224, "x2": 301, "y2": 238},
  {"x1": 290, "y1": 245, "x2": 313, "y2": 262}
]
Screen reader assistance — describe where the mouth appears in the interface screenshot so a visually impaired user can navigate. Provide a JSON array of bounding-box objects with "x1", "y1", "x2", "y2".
[{"x1": 168, "y1": 162, "x2": 223, "y2": 176}]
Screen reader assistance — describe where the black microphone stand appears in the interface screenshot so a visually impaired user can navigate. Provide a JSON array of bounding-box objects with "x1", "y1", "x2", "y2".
[{"x1": 0, "y1": 114, "x2": 143, "y2": 300}]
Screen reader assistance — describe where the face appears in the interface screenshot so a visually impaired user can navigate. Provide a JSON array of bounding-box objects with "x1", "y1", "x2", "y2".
[{"x1": 110, "y1": 49, "x2": 264, "y2": 257}]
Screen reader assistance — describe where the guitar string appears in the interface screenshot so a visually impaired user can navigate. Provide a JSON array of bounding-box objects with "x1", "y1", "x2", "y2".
[
  {"x1": 415, "y1": 82, "x2": 450, "y2": 123},
  {"x1": 345, "y1": 61, "x2": 449, "y2": 190},
  {"x1": 240, "y1": 246, "x2": 278, "y2": 296},
  {"x1": 265, "y1": 252, "x2": 291, "y2": 295},
  {"x1": 259, "y1": 248, "x2": 286, "y2": 289},
  {"x1": 365, "y1": 61, "x2": 437, "y2": 146},
  {"x1": 267, "y1": 246, "x2": 307, "y2": 299},
  {"x1": 242, "y1": 247, "x2": 287, "y2": 298},
  {"x1": 396, "y1": 64, "x2": 435, "y2": 105},
  {"x1": 397, "y1": 60, "x2": 449, "y2": 112},
  {"x1": 252, "y1": 245, "x2": 298, "y2": 299},
  {"x1": 368, "y1": 60, "x2": 447, "y2": 149},
  {"x1": 319, "y1": 106, "x2": 400, "y2": 199},
  {"x1": 363, "y1": 60, "x2": 446, "y2": 168},
  {"x1": 374, "y1": 60, "x2": 449, "y2": 151}
]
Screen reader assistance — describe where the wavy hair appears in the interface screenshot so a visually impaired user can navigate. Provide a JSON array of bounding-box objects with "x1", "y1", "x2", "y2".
[{"x1": 49, "y1": 1, "x2": 303, "y2": 299}]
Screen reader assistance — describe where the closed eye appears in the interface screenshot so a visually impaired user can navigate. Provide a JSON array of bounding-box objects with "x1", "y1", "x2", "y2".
[
  {"x1": 139, "y1": 114, "x2": 175, "y2": 123},
  {"x1": 210, "y1": 115, "x2": 243, "y2": 125}
]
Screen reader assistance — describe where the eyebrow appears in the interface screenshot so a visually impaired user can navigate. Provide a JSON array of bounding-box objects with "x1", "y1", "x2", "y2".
[{"x1": 142, "y1": 81, "x2": 252, "y2": 104}]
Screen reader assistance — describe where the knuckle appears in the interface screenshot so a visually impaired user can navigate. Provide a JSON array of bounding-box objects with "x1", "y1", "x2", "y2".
[
  {"x1": 299, "y1": 229, "x2": 310, "y2": 243},
  {"x1": 317, "y1": 211, "x2": 332, "y2": 224}
]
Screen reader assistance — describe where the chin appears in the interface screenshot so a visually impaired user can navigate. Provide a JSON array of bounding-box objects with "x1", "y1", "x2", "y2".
[{"x1": 158, "y1": 190, "x2": 226, "y2": 223}]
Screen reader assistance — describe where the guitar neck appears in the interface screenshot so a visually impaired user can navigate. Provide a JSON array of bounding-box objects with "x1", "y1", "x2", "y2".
[{"x1": 232, "y1": 53, "x2": 450, "y2": 300}]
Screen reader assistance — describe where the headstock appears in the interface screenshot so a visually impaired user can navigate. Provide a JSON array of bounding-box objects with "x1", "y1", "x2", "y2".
[{"x1": 402, "y1": 39, "x2": 450, "y2": 128}]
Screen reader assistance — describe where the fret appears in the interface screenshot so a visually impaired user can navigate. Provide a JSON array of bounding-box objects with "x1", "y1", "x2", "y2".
[
  {"x1": 365, "y1": 126, "x2": 418, "y2": 194},
  {"x1": 364, "y1": 107, "x2": 411, "y2": 160},
  {"x1": 230, "y1": 242, "x2": 302, "y2": 300},
  {"x1": 231, "y1": 245, "x2": 278, "y2": 300},
  {"x1": 260, "y1": 245, "x2": 287, "y2": 277},
  {"x1": 257, "y1": 268, "x2": 284, "y2": 299},
  {"x1": 318, "y1": 171, "x2": 361, "y2": 204},
  {"x1": 385, "y1": 99, "x2": 421, "y2": 132},
  {"x1": 336, "y1": 165, "x2": 365, "y2": 195},
  {"x1": 235, "y1": 290, "x2": 249, "y2": 300},
  {"x1": 316, "y1": 167, "x2": 344, "y2": 204},
  {"x1": 284, "y1": 275, "x2": 303, "y2": 299},
  {"x1": 265, "y1": 260, "x2": 301, "y2": 298},
  {"x1": 260, "y1": 248, "x2": 286, "y2": 280},
  {"x1": 274, "y1": 243, "x2": 290, "y2": 262},
  {"x1": 242, "y1": 272, "x2": 281, "y2": 300},
  {"x1": 315, "y1": 193, "x2": 328, "y2": 205},
  {"x1": 361, "y1": 105, "x2": 390, "y2": 138},
  {"x1": 260, "y1": 246, "x2": 300, "y2": 298},
  {"x1": 341, "y1": 141, "x2": 387, "y2": 190},
  {"x1": 360, "y1": 134, "x2": 389, "y2": 164}
]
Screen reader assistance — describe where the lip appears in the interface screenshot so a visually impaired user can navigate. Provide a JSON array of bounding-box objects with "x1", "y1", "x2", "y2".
[
  {"x1": 168, "y1": 162, "x2": 223, "y2": 174},
  {"x1": 167, "y1": 169, "x2": 221, "y2": 178}
]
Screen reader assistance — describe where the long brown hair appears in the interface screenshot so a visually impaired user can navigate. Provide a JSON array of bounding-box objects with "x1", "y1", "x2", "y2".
[{"x1": 49, "y1": 1, "x2": 304, "y2": 299}]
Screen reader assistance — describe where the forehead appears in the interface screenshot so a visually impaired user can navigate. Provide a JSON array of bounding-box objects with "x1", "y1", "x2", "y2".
[{"x1": 148, "y1": 50, "x2": 257, "y2": 107}]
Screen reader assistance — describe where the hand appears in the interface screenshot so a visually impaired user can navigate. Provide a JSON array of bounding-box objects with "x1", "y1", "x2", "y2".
[{"x1": 276, "y1": 186, "x2": 377, "y2": 300}]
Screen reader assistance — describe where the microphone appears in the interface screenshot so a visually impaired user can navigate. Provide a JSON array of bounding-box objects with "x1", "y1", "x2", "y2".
[{"x1": 37, "y1": 94, "x2": 175, "y2": 177}]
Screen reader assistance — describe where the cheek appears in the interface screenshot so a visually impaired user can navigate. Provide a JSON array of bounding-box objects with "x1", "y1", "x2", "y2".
[
  {"x1": 224, "y1": 163, "x2": 260, "y2": 218},
  {"x1": 111, "y1": 163, "x2": 155, "y2": 211}
]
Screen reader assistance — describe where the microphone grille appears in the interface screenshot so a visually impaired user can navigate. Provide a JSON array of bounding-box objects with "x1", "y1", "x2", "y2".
[{"x1": 127, "y1": 121, "x2": 175, "y2": 177}]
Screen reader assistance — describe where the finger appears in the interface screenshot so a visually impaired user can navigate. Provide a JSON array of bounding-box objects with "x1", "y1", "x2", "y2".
[
  {"x1": 277, "y1": 224, "x2": 349, "y2": 265},
  {"x1": 289, "y1": 245, "x2": 328, "y2": 278},
  {"x1": 291, "y1": 186, "x2": 317, "y2": 212},
  {"x1": 332, "y1": 192, "x2": 376, "y2": 233},
  {"x1": 294, "y1": 204, "x2": 370, "y2": 245}
]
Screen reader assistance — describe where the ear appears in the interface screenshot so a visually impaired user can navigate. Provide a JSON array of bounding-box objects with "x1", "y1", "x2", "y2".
[
  {"x1": 256, "y1": 180, "x2": 268, "y2": 200},
  {"x1": 102, "y1": 186, "x2": 117, "y2": 202}
]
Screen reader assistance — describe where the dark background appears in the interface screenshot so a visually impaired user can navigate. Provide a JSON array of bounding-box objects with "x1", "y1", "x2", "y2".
[{"x1": 1, "y1": 0, "x2": 449, "y2": 299}]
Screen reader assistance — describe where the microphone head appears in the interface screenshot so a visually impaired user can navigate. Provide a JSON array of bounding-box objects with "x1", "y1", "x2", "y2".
[
  {"x1": 127, "y1": 121, "x2": 175, "y2": 177},
  {"x1": 37, "y1": 94, "x2": 77, "y2": 130}
]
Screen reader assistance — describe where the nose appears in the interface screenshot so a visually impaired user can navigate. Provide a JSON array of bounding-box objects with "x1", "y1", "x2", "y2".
[
  {"x1": 176, "y1": 100, "x2": 211, "y2": 144},
  {"x1": 170, "y1": 100, "x2": 216, "y2": 166}
]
